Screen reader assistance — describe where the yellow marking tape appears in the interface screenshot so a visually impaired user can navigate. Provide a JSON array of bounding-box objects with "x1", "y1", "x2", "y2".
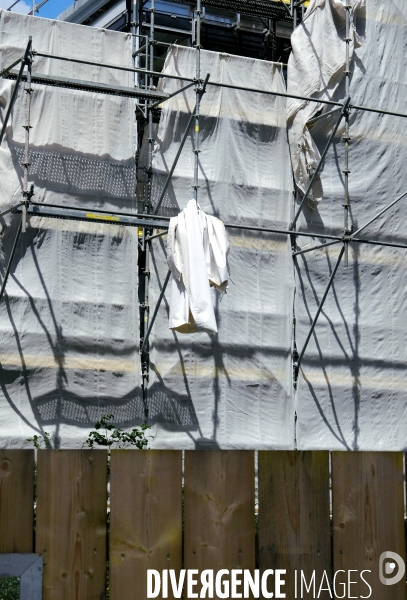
[
  {"x1": 0, "y1": 353, "x2": 136, "y2": 372},
  {"x1": 86, "y1": 212, "x2": 121, "y2": 222},
  {"x1": 300, "y1": 369, "x2": 407, "y2": 392},
  {"x1": 153, "y1": 362, "x2": 285, "y2": 382},
  {"x1": 30, "y1": 216, "x2": 138, "y2": 237}
]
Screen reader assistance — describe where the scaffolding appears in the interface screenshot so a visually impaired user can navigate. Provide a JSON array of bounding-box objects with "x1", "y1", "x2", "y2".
[
  {"x1": 59, "y1": 0, "x2": 300, "y2": 66},
  {"x1": 1, "y1": 3, "x2": 407, "y2": 432}
]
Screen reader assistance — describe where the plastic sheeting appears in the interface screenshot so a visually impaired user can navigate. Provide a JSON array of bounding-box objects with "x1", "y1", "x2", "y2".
[
  {"x1": 287, "y1": 0, "x2": 364, "y2": 207},
  {"x1": 291, "y1": 1, "x2": 407, "y2": 449},
  {"x1": 0, "y1": 11, "x2": 142, "y2": 447},
  {"x1": 148, "y1": 47, "x2": 295, "y2": 449},
  {"x1": 3, "y1": 3, "x2": 402, "y2": 451}
]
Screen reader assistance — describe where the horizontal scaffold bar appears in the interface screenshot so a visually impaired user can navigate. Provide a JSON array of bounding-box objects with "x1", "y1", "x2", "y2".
[
  {"x1": 3, "y1": 70, "x2": 169, "y2": 101},
  {"x1": 20, "y1": 204, "x2": 169, "y2": 230},
  {"x1": 166, "y1": 0, "x2": 293, "y2": 21},
  {"x1": 8, "y1": 51, "x2": 407, "y2": 120},
  {"x1": 14, "y1": 203, "x2": 407, "y2": 251}
]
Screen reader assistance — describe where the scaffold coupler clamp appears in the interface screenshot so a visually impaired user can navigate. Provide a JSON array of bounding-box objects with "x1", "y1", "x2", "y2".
[
  {"x1": 21, "y1": 184, "x2": 34, "y2": 233},
  {"x1": 341, "y1": 96, "x2": 351, "y2": 116},
  {"x1": 342, "y1": 224, "x2": 353, "y2": 243},
  {"x1": 293, "y1": 363, "x2": 299, "y2": 387},
  {"x1": 293, "y1": 348, "x2": 299, "y2": 387},
  {"x1": 194, "y1": 77, "x2": 204, "y2": 95},
  {"x1": 194, "y1": 72, "x2": 210, "y2": 96},
  {"x1": 141, "y1": 352, "x2": 150, "y2": 384}
]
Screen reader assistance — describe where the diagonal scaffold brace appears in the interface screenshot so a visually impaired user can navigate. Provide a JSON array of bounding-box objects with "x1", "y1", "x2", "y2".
[
  {"x1": 148, "y1": 80, "x2": 195, "y2": 111},
  {"x1": 350, "y1": 187, "x2": 407, "y2": 239},
  {"x1": 293, "y1": 244, "x2": 345, "y2": 384},
  {"x1": 290, "y1": 96, "x2": 351, "y2": 230},
  {"x1": 292, "y1": 238, "x2": 342, "y2": 257},
  {"x1": 153, "y1": 72, "x2": 210, "y2": 216}
]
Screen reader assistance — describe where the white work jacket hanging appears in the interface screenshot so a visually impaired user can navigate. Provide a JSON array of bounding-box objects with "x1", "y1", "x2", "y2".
[{"x1": 166, "y1": 199, "x2": 230, "y2": 333}]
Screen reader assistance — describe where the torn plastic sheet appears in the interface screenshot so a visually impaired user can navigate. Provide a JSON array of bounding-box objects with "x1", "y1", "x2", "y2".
[{"x1": 287, "y1": 0, "x2": 364, "y2": 207}]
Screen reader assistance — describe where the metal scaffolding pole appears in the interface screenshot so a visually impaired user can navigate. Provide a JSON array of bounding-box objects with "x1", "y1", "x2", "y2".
[
  {"x1": 153, "y1": 73, "x2": 209, "y2": 216},
  {"x1": 290, "y1": 97, "x2": 350, "y2": 229},
  {"x1": 291, "y1": 3, "x2": 351, "y2": 377},
  {"x1": 131, "y1": 0, "x2": 141, "y2": 103},
  {"x1": 149, "y1": 81, "x2": 195, "y2": 110},
  {"x1": 10, "y1": 50, "x2": 407, "y2": 121},
  {"x1": 22, "y1": 200, "x2": 407, "y2": 252},
  {"x1": 351, "y1": 188, "x2": 407, "y2": 239},
  {"x1": 132, "y1": 0, "x2": 149, "y2": 420},
  {"x1": 139, "y1": 0, "x2": 156, "y2": 413},
  {"x1": 294, "y1": 244, "x2": 345, "y2": 379},
  {"x1": 343, "y1": 3, "x2": 351, "y2": 266},
  {"x1": 0, "y1": 56, "x2": 24, "y2": 78},
  {"x1": 291, "y1": 0, "x2": 297, "y2": 29},
  {"x1": 5, "y1": 18, "x2": 407, "y2": 411},
  {"x1": 0, "y1": 201, "x2": 25, "y2": 219},
  {"x1": 147, "y1": 0, "x2": 155, "y2": 211},
  {"x1": 292, "y1": 239, "x2": 342, "y2": 257},
  {"x1": 21, "y1": 39, "x2": 33, "y2": 233},
  {"x1": 193, "y1": 0, "x2": 202, "y2": 204},
  {"x1": 307, "y1": 106, "x2": 342, "y2": 126}
]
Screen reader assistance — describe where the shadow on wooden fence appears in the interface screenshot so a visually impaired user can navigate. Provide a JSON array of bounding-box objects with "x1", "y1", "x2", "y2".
[{"x1": 0, "y1": 450, "x2": 405, "y2": 599}]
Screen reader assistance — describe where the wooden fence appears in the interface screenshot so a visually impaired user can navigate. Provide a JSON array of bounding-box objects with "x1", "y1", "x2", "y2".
[{"x1": 0, "y1": 450, "x2": 406, "y2": 600}]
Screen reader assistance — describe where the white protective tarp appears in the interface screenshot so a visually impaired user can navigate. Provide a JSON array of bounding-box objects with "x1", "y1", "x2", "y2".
[
  {"x1": 290, "y1": 0, "x2": 407, "y2": 449},
  {"x1": 147, "y1": 47, "x2": 295, "y2": 449},
  {"x1": 287, "y1": 0, "x2": 364, "y2": 207},
  {"x1": 0, "y1": 12, "x2": 141, "y2": 447}
]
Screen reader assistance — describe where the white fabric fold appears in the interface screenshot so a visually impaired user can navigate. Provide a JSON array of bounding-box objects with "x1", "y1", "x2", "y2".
[
  {"x1": 166, "y1": 199, "x2": 229, "y2": 333},
  {"x1": 287, "y1": 0, "x2": 364, "y2": 207}
]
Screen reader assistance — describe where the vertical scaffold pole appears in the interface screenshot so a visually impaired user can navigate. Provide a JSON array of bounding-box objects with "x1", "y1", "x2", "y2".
[
  {"x1": 140, "y1": 0, "x2": 156, "y2": 419},
  {"x1": 343, "y1": 4, "x2": 351, "y2": 266},
  {"x1": 292, "y1": 0, "x2": 297, "y2": 30},
  {"x1": 147, "y1": 0, "x2": 155, "y2": 210},
  {"x1": 22, "y1": 37, "x2": 33, "y2": 233},
  {"x1": 132, "y1": 1, "x2": 142, "y2": 215},
  {"x1": 193, "y1": 0, "x2": 202, "y2": 204},
  {"x1": 132, "y1": 0, "x2": 149, "y2": 418},
  {"x1": 131, "y1": 0, "x2": 140, "y2": 116}
]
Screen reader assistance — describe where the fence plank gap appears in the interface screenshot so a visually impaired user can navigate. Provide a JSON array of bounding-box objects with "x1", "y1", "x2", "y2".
[
  {"x1": 259, "y1": 451, "x2": 331, "y2": 599},
  {"x1": 35, "y1": 449, "x2": 108, "y2": 600},
  {"x1": 332, "y1": 451, "x2": 406, "y2": 600},
  {"x1": 184, "y1": 451, "x2": 256, "y2": 578},
  {"x1": 0, "y1": 449, "x2": 34, "y2": 553},
  {"x1": 109, "y1": 450, "x2": 182, "y2": 600}
]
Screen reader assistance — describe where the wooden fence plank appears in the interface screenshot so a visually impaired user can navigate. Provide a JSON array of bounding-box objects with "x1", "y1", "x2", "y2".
[
  {"x1": 0, "y1": 449, "x2": 34, "y2": 552},
  {"x1": 36, "y1": 450, "x2": 107, "y2": 600},
  {"x1": 332, "y1": 451, "x2": 406, "y2": 600},
  {"x1": 184, "y1": 450, "x2": 255, "y2": 576},
  {"x1": 109, "y1": 450, "x2": 182, "y2": 600},
  {"x1": 259, "y1": 451, "x2": 330, "y2": 599}
]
